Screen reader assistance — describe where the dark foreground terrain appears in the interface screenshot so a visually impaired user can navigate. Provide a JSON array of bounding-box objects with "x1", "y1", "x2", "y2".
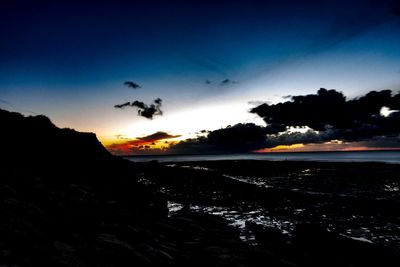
[{"x1": 1, "y1": 108, "x2": 399, "y2": 266}]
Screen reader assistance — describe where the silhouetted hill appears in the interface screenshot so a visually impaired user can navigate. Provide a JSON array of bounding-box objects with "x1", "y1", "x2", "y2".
[
  {"x1": 0, "y1": 108, "x2": 111, "y2": 165},
  {"x1": 0, "y1": 109, "x2": 169, "y2": 266}
]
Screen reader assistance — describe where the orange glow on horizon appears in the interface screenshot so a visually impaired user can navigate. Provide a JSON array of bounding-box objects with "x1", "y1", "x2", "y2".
[
  {"x1": 339, "y1": 147, "x2": 400, "y2": 152},
  {"x1": 255, "y1": 144, "x2": 305, "y2": 153},
  {"x1": 105, "y1": 136, "x2": 180, "y2": 155},
  {"x1": 255, "y1": 143, "x2": 400, "y2": 153}
]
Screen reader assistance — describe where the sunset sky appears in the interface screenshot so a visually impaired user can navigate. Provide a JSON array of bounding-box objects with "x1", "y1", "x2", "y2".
[{"x1": 1, "y1": 0, "x2": 400, "y2": 154}]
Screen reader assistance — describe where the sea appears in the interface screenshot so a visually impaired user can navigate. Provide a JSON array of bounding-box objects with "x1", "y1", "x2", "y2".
[
  {"x1": 125, "y1": 150, "x2": 400, "y2": 246},
  {"x1": 124, "y1": 150, "x2": 400, "y2": 164}
]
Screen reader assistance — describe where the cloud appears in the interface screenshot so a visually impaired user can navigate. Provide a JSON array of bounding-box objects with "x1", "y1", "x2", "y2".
[
  {"x1": 251, "y1": 88, "x2": 400, "y2": 133},
  {"x1": 124, "y1": 81, "x2": 141, "y2": 89},
  {"x1": 169, "y1": 123, "x2": 315, "y2": 154},
  {"x1": 358, "y1": 135, "x2": 400, "y2": 148},
  {"x1": 114, "y1": 98, "x2": 163, "y2": 119},
  {"x1": 132, "y1": 98, "x2": 162, "y2": 119},
  {"x1": 169, "y1": 123, "x2": 270, "y2": 154},
  {"x1": 252, "y1": 88, "x2": 400, "y2": 147},
  {"x1": 204, "y1": 78, "x2": 238, "y2": 86},
  {"x1": 106, "y1": 131, "x2": 180, "y2": 155},
  {"x1": 111, "y1": 88, "x2": 400, "y2": 155},
  {"x1": 219, "y1": 79, "x2": 238, "y2": 86},
  {"x1": 168, "y1": 89, "x2": 400, "y2": 154},
  {"x1": 115, "y1": 134, "x2": 130, "y2": 140},
  {"x1": 114, "y1": 102, "x2": 131, "y2": 108},
  {"x1": 137, "y1": 131, "x2": 181, "y2": 142}
]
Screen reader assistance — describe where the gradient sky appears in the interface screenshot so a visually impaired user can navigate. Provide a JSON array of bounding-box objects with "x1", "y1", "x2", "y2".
[{"x1": 1, "y1": 0, "x2": 400, "y2": 153}]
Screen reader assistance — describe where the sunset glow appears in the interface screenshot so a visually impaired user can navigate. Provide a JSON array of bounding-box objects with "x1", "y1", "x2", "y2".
[
  {"x1": 255, "y1": 144, "x2": 305, "y2": 153},
  {"x1": 0, "y1": 0, "x2": 399, "y2": 155}
]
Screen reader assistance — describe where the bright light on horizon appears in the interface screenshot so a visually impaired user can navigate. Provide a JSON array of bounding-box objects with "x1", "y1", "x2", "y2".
[
  {"x1": 380, "y1": 106, "x2": 398, "y2": 117},
  {"x1": 101, "y1": 101, "x2": 266, "y2": 145}
]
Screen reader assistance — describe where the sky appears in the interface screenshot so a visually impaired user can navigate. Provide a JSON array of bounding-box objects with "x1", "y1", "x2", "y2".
[{"x1": 1, "y1": 0, "x2": 400, "y2": 154}]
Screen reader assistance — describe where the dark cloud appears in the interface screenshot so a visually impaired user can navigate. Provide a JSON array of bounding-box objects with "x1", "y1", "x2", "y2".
[
  {"x1": 204, "y1": 79, "x2": 238, "y2": 86},
  {"x1": 137, "y1": 131, "x2": 181, "y2": 142},
  {"x1": 359, "y1": 135, "x2": 400, "y2": 148},
  {"x1": 154, "y1": 98, "x2": 162, "y2": 105},
  {"x1": 114, "y1": 102, "x2": 131, "y2": 109},
  {"x1": 169, "y1": 123, "x2": 302, "y2": 154},
  {"x1": 131, "y1": 101, "x2": 146, "y2": 109},
  {"x1": 219, "y1": 79, "x2": 238, "y2": 86},
  {"x1": 263, "y1": 130, "x2": 326, "y2": 147},
  {"x1": 114, "y1": 98, "x2": 163, "y2": 119},
  {"x1": 169, "y1": 89, "x2": 400, "y2": 154},
  {"x1": 251, "y1": 88, "x2": 400, "y2": 146},
  {"x1": 124, "y1": 81, "x2": 141, "y2": 89},
  {"x1": 251, "y1": 88, "x2": 400, "y2": 132},
  {"x1": 170, "y1": 123, "x2": 271, "y2": 154},
  {"x1": 206, "y1": 124, "x2": 267, "y2": 150},
  {"x1": 132, "y1": 98, "x2": 163, "y2": 119}
]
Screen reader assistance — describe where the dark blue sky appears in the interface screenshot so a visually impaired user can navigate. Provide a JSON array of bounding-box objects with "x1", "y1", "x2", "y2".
[{"x1": 0, "y1": 0, "x2": 399, "y2": 145}]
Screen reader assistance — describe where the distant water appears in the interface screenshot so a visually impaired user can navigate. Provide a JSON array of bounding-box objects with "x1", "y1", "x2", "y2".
[{"x1": 124, "y1": 150, "x2": 400, "y2": 164}]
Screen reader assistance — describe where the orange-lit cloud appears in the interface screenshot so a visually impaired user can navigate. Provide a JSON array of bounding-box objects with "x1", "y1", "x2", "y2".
[{"x1": 106, "y1": 131, "x2": 181, "y2": 155}]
